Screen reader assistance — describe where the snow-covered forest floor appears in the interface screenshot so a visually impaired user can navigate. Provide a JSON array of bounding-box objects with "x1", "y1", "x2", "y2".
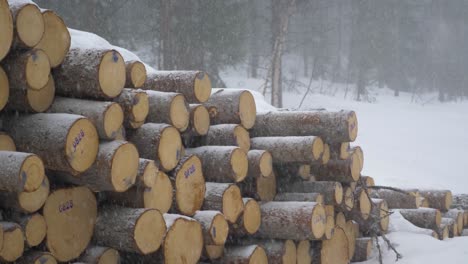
[{"x1": 222, "y1": 70, "x2": 468, "y2": 263}]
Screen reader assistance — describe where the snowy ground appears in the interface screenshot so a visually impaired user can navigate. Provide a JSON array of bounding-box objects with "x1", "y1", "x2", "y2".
[{"x1": 221, "y1": 71, "x2": 468, "y2": 263}]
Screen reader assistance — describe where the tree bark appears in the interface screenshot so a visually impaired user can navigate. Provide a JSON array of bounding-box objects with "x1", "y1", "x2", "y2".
[
  {"x1": 113, "y1": 88, "x2": 149, "y2": 129},
  {"x1": 238, "y1": 170, "x2": 277, "y2": 202},
  {"x1": 251, "y1": 136, "x2": 324, "y2": 163},
  {"x1": 369, "y1": 188, "x2": 418, "y2": 209},
  {"x1": 274, "y1": 163, "x2": 310, "y2": 180},
  {"x1": 351, "y1": 237, "x2": 372, "y2": 262},
  {"x1": 202, "y1": 182, "x2": 244, "y2": 224},
  {"x1": 312, "y1": 226, "x2": 350, "y2": 264},
  {"x1": 237, "y1": 239, "x2": 296, "y2": 264},
  {"x1": 274, "y1": 192, "x2": 323, "y2": 204},
  {"x1": 443, "y1": 209, "x2": 464, "y2": 234},
  {"x1": 5, "y1": 212, "x2": 46, "y2": 247},
  {"x1": 279, "y1": 181, "x2": 343, "y2": 206},
  {"x1": 329, "y1": 142, "x2": 350, "y2": 160},
  {"x1": 247, "y1": 150, "x2": 273, "y2": 179},
  {"x1": 418, "y1": 190, "x2": 453, "y2": 212},
  {"x1": 0, "y1": 65, "x2": 8, "y2": 111},
  {"x1": 399, "y1": 208, "x2": 441, "y2": 230},
  {"x1": 196, "y1": 124, "x2": 250, "y2": 153},
  {"x1": 229, "y1": 198, "x2": 261, "y2": 237},
  {"x1": 16, "y1": 251, "x2": 56, "y2": 264},
  {"x1": 310, "y1": 152, "x2": 361, "y2": 183},
  {"x1": 145, "y1": 90, "x2": 190, "y2": 132}
]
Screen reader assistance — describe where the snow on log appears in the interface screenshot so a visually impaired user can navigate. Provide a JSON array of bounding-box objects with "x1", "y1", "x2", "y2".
[
  {"x1": 250, "y1": 136, "x2": 324, "y2": 163},
  {"x1": 8, "y1": 0, "x2": 44, "y2": 49},
  {"x1": 452, "y1": 194, "x2": 468, "y2": 210},
  {"x1": 192, "y1": 210, "x2": 229, "y2": 246},
  {"x1": 351, "y1": 237, "x2": 372, "y2": 262},
  {"x1": 369, "y1": 188, "x2": 419, "y2": 209},
  {"x1": 443, "y1": 209, "x2": 464, "y2": 234},
  {"x1": 0, "y1": 66, "x2": 9, "y2": 111},
  {"x1": 214, "y1": 245, "x2": 267, "y2": 264},
  {"x1": 196, "y1": 124, "x2": 250, "y2": 152},
  {"x1": 418, "y1": 190, "x2": 453, "y2": 212},
  {"x1": 230, "y1": 198, "x2": 261, "y2": 237},
  {"x1": 0, "y1": 177, "x2": 49, "y2": 213},
  {"x1": 1, "y1": 49, "x2": 50, "y2": 90},
  {"x1": 310, "y1": 151, "x2": 361, "y2": 183},
  {"x1": 16, "y1": 251, "x2": 57, "y2": 264},
  {"x1": 399, "y1": 208, "x2": 442, "y2": 230},
  {"x1": 125, "y1": 60, "x2": 146, "y2": 88},
  {"x1": 274, "y1": 163, "x2": 310, "y2": 180},
  {"x1": 279, "y1": 181, "x2": 343, "y2": 206},
  {"x1": 239, "y1": 170, "x2": 277, "y2": 202},
  {"x1": 202, "y1": 182, "x2": 244, "y2": 224},
  {"x1": 0, "y1": 151, "x2": 45, "y2": 192},
  {"x1": 0, "y1": 0, "x2": 13, "y2": 61},
  {"x1": 0, "y1": 222, "x2": 24, "y2": 262},
  {"x1": 78, "y1": 246, "x2": 120, "y2": 264},
  {"x1": 6, "y1": 73, "x2": 55, "y2": 113},
  {"x1": 146, "y1": 90, "x2": 190, "y2": 132}
]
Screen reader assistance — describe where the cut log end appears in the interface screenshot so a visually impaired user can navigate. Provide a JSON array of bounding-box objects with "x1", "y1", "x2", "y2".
[
  {"x1": 312, "y1": 136, "x2": 324, "y2": 160},
  {"x1": 132, "y1": 91, "x2": 149, "y2": 122},
  {"x1": 21, "y1": 154, "x2": 45, "y2": 192},
  {"x1": 239, "y1": 91, "x2": 256, "y2": 129},
  {"x1": 234, "y1": 125, "x2": 251, "y2": 152},
  {"x1": 243, "y1": 198, "x2": 261, "y2": 234},
  {"x1": 163, "y1": 215, "x2": 203, "y2": 264},
  {"x1": 98, "y1": 50, "x2": 126, "y2": 98},
  {"x1": 335, "y1": 182, "x2": 344, "y2": 205},
  {"x1": 0, "y1": 223, "x2": 24, "y2": 262},
  {"x1": 321, "y1": 227, "x2": 350, "y2": 264},
  {"x1": 16, "y1": 4, "x2": 45, "y2": 48},
  {"x1": 170, "y1": 94, "x2": 190, "y2": 131},
  {"x1": 0, "y1": 0, "x2": 13, "y2": 61},
  {"x1": 174, "y1": 155, "x2": 205, "y2": 216},
  {"x1": 258, "y1": 151, "x2": 273, "y2": 178},
  {"x1": 358, "y1": 190, "x2": 372, "y2": 220},
  {"x1": 144, "y1": 171, "x2": 173, "y2": 213},
  {"x1": 65, "y1": 117, "x2": 99, "y2": 173},
  {"x1": 26, "y1": 49, "x2": 51, "y2": 90},
  {"x1": 230, "y1": 148, "x2": 248, "y2": 182},
  {"x1": 110, "y1": 142, "x2": 139, "y2": 192},
  {"x1": 256, "y1": 171, "x2": 277, "y2": 201},
  {"x1": 138, "y1": 159, "x2": 157, "y2": 188},
  {"x1": 322, "y1": 143, "x2": 331, "y2": 164},
  {"x1": 18, "y1": 177, "x2": 50, "y2": 213},
  {"x1": 379, "y1": 200, "x2": 390, "y2": 232},
  {"x1": 311, "y1": 204, "x2": 327, "y2": 239},
  {"x1": 194, "y1": 72, "x2": 212, "y2": 103},
  {"x1": 350, "y1": 151, "x2": 361, "y2": 181},
  {"x1": 0, "y1": 132, "x2": 15, "y2": 151},
  {"x1": 223, "y1": 185, "x2": 244, "y2": 223},
  {"x1": 129, "y1": 61, "x2": 147, "y2": 88},
  {"x1": 97, "y1": 248, "x2": 120, "y2": 264},
  {"x1": 103, "y1": 103, "x2": 124, "y2": 139},
  {"x1": 27, "y1": 74, "x2": 55, "y2": 112},
  {"x1": 296, "y1": 241, "x2": 311, "y2": 264},
  {"x1": 0, "y1": 66, "x2": 8, "y2": 110},
  {"x1": 249, "y1": 246, "x2": 268, "y2": 264},
  {"x1": 25, "y1": 213, "x2": 47, "y2": 247},
  {"x1": 159, "y1": 126, "x2": 183, "y2": 171},
  {"x1": 210, "y1": 213, "x2": 229, "y2": 245},
  {"x1": 24, "y1": 252, "x2": 57, "y2": 264},
  {"x1": 343, "y1": 187, "x2": 354, "y2": 211},
  {"x1": 282, "y1": 240, "x2": 297, "y2": 264},
  {"x1": 347, "y1": 111, "x2": 358, "y2": 142},
  {"x1": 192, "y1": 104, "x2": 210, "y2": 135},
  {"x1": 134, "y1": 209, "x2": 167, "y2": 254},
  {"x1": 34, "y1": 10, "x2": 70, "y2": 68}
]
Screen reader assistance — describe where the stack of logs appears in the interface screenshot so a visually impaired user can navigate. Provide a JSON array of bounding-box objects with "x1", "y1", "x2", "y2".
[{"x1": 0, "y1": 1, "x2": 467, "y2": 264}]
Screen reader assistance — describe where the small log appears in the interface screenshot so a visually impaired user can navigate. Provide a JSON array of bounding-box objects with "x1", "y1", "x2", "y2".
[
  {"x1": 313, "y1": 226, "x2": 350, "y2": 264},
  {"x1": 215, "y1": 245, "x2": 267, "y2": 264},
  {"x1": 202, "y1": 182, "x2": 244, "y2": 224},
  {"x1": 351, "y1": 237, "x2": 372, "y2": 262},
  {"x1": 0, "y1": 222, "x2": 24, "y2": 262},
  {"x1": 237, "y1": 239, "x2": 296, "y2": 264},
  {"x1": 418, "y1": 190, "x2": 453, "y2": 212},
  {"x1": 7, "y1": 212, "x2": 46, "y2": 247},
  {"x1": 193, "y1": 210, "x2": 229, "y2": 246},
  {"x1": 182, "y1": 104, "x2": 210, "y2": 144},
  {"x1": 43, "y1": 186, "x2": 97, "y2": 262},
  {"x1": 251, "y1": 110, "x2": 358, "y2": 143},
  {"x1": 114, "y1": 89, "x2": 149, "y2": 129},
  {"x1": 204, "y1": 244, "x2": 224, "y2": 260},
  {"x1": 79, "y1": 246, "x2": 120, "y2": 264},
  {"x1": 1, "y1": 49, "x2": 50, "y2": 90},
  {"x1": 351, "y1": 146, "x2": 364, "y2": 171},
  {"x1": 274, "y1": 163, "x2": 310, "y2": 180},
  {"x1": 338, "y1": 186, "x2": 355, "y2": 212},
  {"x1": 356, "y1": 198, "x2": 390, "y2": 235},
  {"x1": 279, "y1": 181, "x2": 343, "y2": 206},
  {"x1": 0, "y1": 0, "x2": 13, "y2": 61},
  {"x1": 185, "y1": 146, "x2": 248, "y2": 183},
  {"x1": 251, "y1": 136, "x2": 324, "y2": 163},
  {"x1": 6, "y1": 73, "x2": 55, "y2": 113},
  {"x1": 9, "y1": 0, "x2": 44, "y2": 49},
  {"x1": 196, "y1": 124, "x2": 250, "y2": 152},
  {"x1": 34, "y1": 10, "x2": 70, "y2": 68},
  {"x1": 399, "y1": 208, "x2": 441, "y2": 230},
  {"x1": 359, "y1": 175, "x2": 375, "y2": 187},
  {"x1": 230, "y1": 198, "x2": 261, "y2": 237},
  {"x1": 144, "y1": 70, "x2": 212, "y2": 103},
  {"x1": 0, "y1": 66, "x2": 9, "y2": 110},
  {"x1": 355, "y1": 188, "x2": 372, "y2": 220},
  {"x1": 93, "y1": 206, "x2": 166, "y2": 254},
  {"x1": 0, "y1": 177, "x2": 49, "y2": 213},
  {"x1": 0, "y1": 131, "x2": 16, "y2": 151},
  {"x1": 127, "y1": 123, "x2": 182, "y2": 171},
  {"x1": 329, "y1": 142, "x2": 350, "y2": 160},
  {"x1": 0, "y1": 151, "x2": 45, "y2": 192},
  {"x1": 16, "y1": 251, "x2": 57, "y2": 264},
  {"x1": 146, "y1": 90, "x2": 190, "y2": 132},
  {"x1": 3, "y1": 113, "x2": 99, "y2": 175},
  {"x1": 310, "y1": 151, "x2": 361, "y2": 183},
  {"x1": 443, "y1": 209, "x2": 464, "y2": 234},
  {"x1": 254, "y1": 201, "x2": 326, "y2": 240},
  {"x1": 239, "y1": 170, "x2": 277, "y2": 202},
  {"x1": 437, "y1": 224, "x2": 449, "y2": 240},
  {"x1": 324, "y1": 205, "x2": 335, "y2": 240},
  {"x1": 369, "y1": 188, "x2": 419, "y2": 209},
  {"x1": 320, "y1": 143, "x2": 331, "y2": 164},
  {"x1": 247, "y1": 150, "x2": 273, "y2": 179},
  {"x1": 296, "y1": 240, "x2": 311, "y2": 264},
  {"x1": 274, "y1": 192, "x2": 324, "y2": 204},
  {"x1": 125, "y1": 60, "x2": 146, "y2": 88}
]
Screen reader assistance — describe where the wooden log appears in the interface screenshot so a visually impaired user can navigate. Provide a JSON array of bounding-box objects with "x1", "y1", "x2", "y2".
[
  {"x1": 7, "y1": 212, "x2": 46, "y2": 247},
  {"x1": 310, "y1": 151, "x2": 361, "y2": 183},
  {"x1": 436, "y1": 224, "x2": 449, "y2": 240},
  {"x1": 312, "y1": 226, "x2": 350, "y2": 264},
  {"x1": 114, "y1": 89, "x2": 149, "y2": 129},
  {"x1": 202, "y1": 182, "x2": 244, "y2": 224},
  {"x1": 125, "y1": 60, "x2": 146, "y2": 88},
  {"x1": 399, "y1": 208, "x2": 441, "y2": 230},
  {"x1": 144, "y1": 70, "x2": 212, "y2": 103},
  {"x1": 239, "y1": 170, "x2": 277, "y2": 202},
  {"x1": 204, "y1": 244, "x2": 224, "y2": 260},
  {"x1": 195, "y1": 124, "x2": 250, "y2": 152},
  {"x1": 215, "y1": 245, "x2": 267, "y2": 264},
  {"x1": 451, "y1": 194, "x2": 468, "y2": 210},
  {"x1": 93, "y1": 206, "x2": 166, "y2": 255},
  {"x1": 359, "y1": 175, "x2": 375, "y2": 187},
  {"x1": 251, "y1": 110, "x2": 358, "y2": 143},
  {"x1": 204, "y1": 89, "x2": 256, "y2": 129},
  {"x1": 146, "y1": 90, "x2": 190, "y2": 132},
  {"x1": 418, "y1": 190, "x2": 453, "y2": 212},
  {"x1": 443, "y1": 209, "x2": 464, "y2": 234},
  {"x1": 357, "y1": 198, "x2": 390, "y2": 235},
  {"x1": 53, "y1": 46, "x2": 126, "y2": 99},
  {"x1": 3, "y1": 113, "x2": 99, "y2": 175},
  {"x1": 0, "y1": 177, "x2": 49, "y2": 213},
  {"x1": 274, "y1": 192, "x2": 324, "y2": 204},
  {"x1": 230, "y1": 198, "x2": 261, "y2": 237},
  {"x1": 237, "y1": 239, "x2": 296, "y2": 264},
  {"x1": 43, "y1": 186, "x2": 97, "y2": 262},
  {"x1": 351, "y1": 237, "x2": 372, "y2": 262},
  {"x1": 279, "y1": 181, "x2": 343, "y2": 206},
  {"x1": 16, "y1": 251, "x2": 57, "y2": 264},
  {"x1": 6, "y1": 73, "x2": 55, "y2": 113},
  {"x1": 274, "y1": 163, "x2": 310, "y2": 180},
  {"x1": 351, "y1": 146, "x2": 364, "y2": 171},
  {"x1": 337, "y1": 220, "x2": 358, "y2": 260},
  {"x1": 185, "y1": 146, "x2": 248, "y2": 183},
  {"x1": 9, "y1": 0, "x2": 44, "y2": 49},
  {"x1": 0, "y1": 65, "x2": 9, "y2": 111},
  {"x1": 369, "y1": 188, "x2": 419, "y2": 209},
  {"x1": 192, "y1": 210, "x2": 229, "y2": 246},
  {"x1": 182, "y1": 104, "x2": 210, "y2": 140},
  {"x1": 338, "y1": 186, "x2": 355, "y2": 212},
  {"x1": 296, "y1": 240, "x2": 312, "y2": 264},
  {"x1": 0, "y1": 222, "x2": 24, "y2": 262},
  {"x1": 79, "y1": 246, "x2": 120, "y2": 264},
  {"x1": 324, "y1": 205, "x2": 335, "y2": 240},
  {"x1": 320, "y1": 143, "x2": 331, "y2": 164},
  {"x1": 1, "y1": 49, "x2": 50, "y2": 90},
  {"x1": 329, "y1": 142, "x2": 350, "y2": 160},
  {"x1": 465, "y1": 211, "x2": 468, "y2": 227},
  {"x1": 0, "y1": 0, "x2": 13, "y2": 61},
  {"x1": 53, "y1": 140, "x2": 139, "y2": 192},
  {"x1": 34, "y1": 10, "x2": 70, "y2": 68},
  {"x1": 0, "y1": 151, "x2": 45, "y2": 192},
  {"x1": 0, "y1": 131, "x2": 16, "y2": 151},
  {"x1": 254, "y1": 201, "x2": 326, "y2": 240},
  {"x1": 127, "y1": 123, "x2": 182, "y2": 171},
  {"x1": 247, "y1": 150, "x2": 273, "y2": 179},
  {"x1": 355, "y1": 188, "x2": 372, "y2": 220},
  {"x1": 251, "y1": 136, "x2": 323, "y2": 163},
  {"x1": 440, "y1": 217, "x2": 456, "y2": 238}
]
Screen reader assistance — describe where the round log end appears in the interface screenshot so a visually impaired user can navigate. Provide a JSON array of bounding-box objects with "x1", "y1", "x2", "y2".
[
  {"x1": 174, "y1": 155, "x2": 205, "y2": 216},
  {"x1": 0, "y1": 0, "x2": 13, "y2": 61},
  {"x1": 21, "y1": 154, "x2": 45, "y2": 192},
  {"x1": 111, "y1": 142, "x2": 139, "y2": 192},
  {"x1": 192, "y1": 104, "x2": 210, "y2": 135},
  {"x1": 210, "y1": 213, "x2": 229, "y2": 245},
  {"x1": 0, "y1": 133, "x2": 12, "y2": 152},
  {"x1": 16, "y1": 4, "x2": 45, "y2": 48},
  {"x1": 234, "y1": 125, "x2": 251, "y2": 152},
  {"x1": 379, "y1": 200, "x2": 390, "y2": 232},
  {"x1": 159, "y1": 126, "x2": 182, "y2": 171},
  {"x1": 321, "y1": 227, "x2": 350, "y2": 264},
  {"x1": 194, "y1": 72, "x2": 212, "y2": 103},
  {"x1": 325, "y1": 214, "x2": 335, "y2": 239},
  {"x1": 139, "y1": 159, "x2": 157, "y2": 188},
  {"x1": 25, "y1": 213, "x2": 47, "y2": 247},
  {"x1": 298, "y1": 164, "x2": 311, "y2": 180},
  {"x1": 239, "y1": 91, "x2": 256, "y2": 129},
  {"x1": 0, "y1": 223, "x2": 24, "y2": 262},
  {"x1": 311, "y1": 203, "x2": 326, "y2": 239},
  {"x1": 170, "y1": 94, "x2": 190, "y2": 131},
  {"x1": 249, "y1": 246, "x2": 268, "y2": 264},
  {"x1": 359, "y1": 191, "x2": 372, "y2": 220},
  {"x1": 243, "y1": 199, "x2": 261, "y2": 234},
  {"x1": 352, "y1": 146, "x2": 364, "y2": 172},
  {"x1": 350, "y1": 151, "x2": 361, "y2": 182},
  {"x1": 283, "y1": 240, "x2": 297, "y2": 264},
  {"x1": 27, "y1": 74, "x2": 55, "y2": 112},
  {"x1": 339, "y1": 142, "x2": 350, "y2": 159},
  {"x1": 35, "y1": 10, "x2": 70, "y2": 68},
  {"x1": 132, "y1": 91, "x2": 149, "y2": 122},
  {"x1": 256, "y1": 170, "x2": 277, "y2": 201},
  {"x1": 343, "y1": 187, "x2": 354, "y2": 211},
  {"x1": 103, "y1": 102, "x2": 124, "y2": 139},
  {"x1": 230, "y1": 148, "x2": 248, "y2": 182},
  {"x1": 0, "y1": 66, "x2": 8, "y2": 110},
  {"x1": 18, "y1": 177, "x2": 49, "y2": 213},
  {"x1": 435, "y1": 210, "x2": 442, "y2": 228},
  {"x1": 334, "y1": 182, "x2": 344, "y2": 205},
  {"x1": 223, "y1": 184, "x2": 244, "y2": 223},
  {"x1": 98, "y1": 248, "x2": 120, "y2": 264},
  {"x1": 98, "y1": 50, "x2": 126, "y2": 98},
  {"x1": 348, "y1": 111, "x2": 358, "y2": 142},
  {"x1": 259, "y1": 151, "x2": 273, "y2": 177},
  {"x1": 26, "y1": 49, "x2": 51, "y2": 90},
  {"x1": 322, "y1": 143, "x2": 331, "y2": 164},
  {"x1": 31, "y1": 252, "x2": 57, "y2": 264},
  {"x1": 134, "y1": 209, "x2": 166, "y2": 254},
  {"x1": 445, "y1": 191, "x2": 453, "y2": 211},
  {"x1": 205, "y1": 244, "x2": 224, "y2": 260},
  {"x1": 130, "y1": 61, "x2": 147, "y2": 88},
  {"x1": 65, "y1": 117, "x2": 99, "y2": 173},
  {"x1": 442, "y1": 226, "x2": 449, "y2": 239},
  {"x1": 312, "y1": 136, "x2": 324, "y2": 160},
  {"x1": 144, "y1": 171, "x2": 173, "y2": 213},
  {"x1": 296, "y1": 241, "x2": 311, "y2": 264},
  {"x1": 164, "y1": 217, "x2": 203, "y2": 264}
]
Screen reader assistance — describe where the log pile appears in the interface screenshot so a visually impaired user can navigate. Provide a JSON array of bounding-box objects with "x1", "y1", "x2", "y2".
[{"x1": 0, "y1": 1, "x2": 466, "y2": 263}]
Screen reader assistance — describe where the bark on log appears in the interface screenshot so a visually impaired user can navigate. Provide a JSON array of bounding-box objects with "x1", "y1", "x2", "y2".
[
  {"x1": 329, "y1": 142, "x2": 350, "y2": 160},
  {"x1": 238, "y1": 170, "x2": 277, "y2": 202},
  {"x1": 251, "y1": 136, "x2": 324, "y2": 164},
  {"x1": 418, "y1": 190, "x2": 453, "y2": 212},
  {"x1": 6, "y1": 212, "x2": 46, "y2": 247},
  {"x1": 247, "y1": 150, "x2": 273, "y2": 179},
  {"x1": 1, "y1": 49, "x2": 50, "y2": 90},
  {"x1": 351, "y1": 237, "x2": 372, "y2": 262},
  {"x1": 310, "y1": 151, "x2": 361, "y2": 183},
  {"x1": 274, "y1": 163, "x2": 310, "y2": 180},
  {"x1": 369, "y1": 188, "x2": 419, "y2": 209},
  {"x1": 359, "y1": 175, "x2": 375, "y2": 187},
  {"x1": 125, "y1": 60, "x2": 146, "y2": 88},
  {"x1": 34, "y1": 10, "x2": 70, "y2": 68},
  {"x1": 93, "y1": 206, "x2": 166, "y2": 254},
  {"x1": 399, "y1": 208, "x2": 441, "y2": 230},
  {"x1": 146, "y1": 90, "x2": 190, "y2": 132},
  {"x1": 114, "y1": 88, "x2": 149, "y2": 129},
  {"x1": 16, "y1": 251, "x2": 57, "y2": 264},
  {"x1": 0, "y1": 222, "x2": 24, "y2": 262},
  {"x1": 251, "y1": 110, "x2": 358, "y2": 143},
  {"x1": 355, "y1": 188, "x2": 372, "y2": 220},
  {"x1": 443, "y1": 209, "x2": 464, "y2": 234},
  {"x1": 3, "y1": 113, "x2": 99, "y2": 175},
  {"x1": 185, "y1": 146, "x2": 248, "y2": 183},
  {"x1": 254, "y1": 201, "x2": 326, "y2": 240},
  {"x1": 0, "y1": 151, "x2": 45, "y2": 192},
  {"x1": 324, "y1": 205, "x2": 336, "y2": 240},
  {"x1": 195, "y1": 124, "x2": 250, "y2": 152},
  {"x1": 236, "y1": 239, "x2": 296, "y2": 264},
  {"x1": 214, "y1": 245, "x2": 268, "y2": 264},
  {"x1": 79, "y1": 246, "x2": 120, "y2": 264},
  {"x1": 354, "y1": 198, "x2": 390, "y2": 235},
  {"x1": 229, "y1": 198, "x2": 261, "y2": 237},
  {"x1": 204, "y1": 89, "x2": 256, "y2": 129},
  {"x1": 193, "y1": 210, "x2": 229, "y2": 246},
  {"x1": 0, "y1": 132, "x2": 15, "y2": 151},
  {"x1": 144, "y1": 71, "x2": 212, "y2": 103},
  {"x1": 279, "y1": 181, "x2": 343, "y2": 206},
  {"x1": 43, "y1": 186, "x2": 97, "y2": 262},
  {"x1": 9, "y1": 0, "x2": 44, "y2": 49},
  {"x1": 6, "y1": 73, "x2": 55, "y2": 113},
  {"x1": 202, "y1": 182, "x2": 244, "y2": 224},
  {"x1": 0, "y1": 65, "x2": 9, "y2": 111},
  {"x1": 274, "y1": 192, "x2": 324, "y2": 204},
  {"x1": 127, "y1": 123, "x2": 182, "y2": 171},
  {"x1": 451, "y1": 194, "x2": 468, "y2": 210},
  {"x1": 53, "y1": 47, "x2": 126, "y2": 99},
  {"x1": 0, "y1": 177, "x2": 49, "y2": 213},
  {"x1": 0, "y1": 0, "x2": 13, "y2": 61},
  {"x1": 440, "y1": 217, "x2": 456, "y2": 238}
]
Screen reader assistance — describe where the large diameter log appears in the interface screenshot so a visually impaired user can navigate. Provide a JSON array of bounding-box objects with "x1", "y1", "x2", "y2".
[
  {"x1": 169, "y1": 155, "x2": 205, "y2": 216},
  {"x1": 53, "y1": 47, "x2": 126, "y2": 99},
  {"x1": 0, "y1": 177, "x2": 49, "y2": 213},
  {"x1": 251, "y1": 136, "x2": 324, "y2": 163},
  {"x1": 7, "y1": 212, "x2": 46, "y2": 247},
  {"x1": 311, "y1": 151, "x2": 361, "y2": 183},
  {"x1": 16, "y1": 251, "x2": 57, "y2": 264},
  {"x1": 125, "y1": 60, "x2": 146, "y2": 88},
  {"x1": 254, "y1": 201, "x2": 326, "y2": 240},
  {"x1": 113, "y1": 88, "x2": 149, "y2": 129},
  {"x1": 0, "y1": 222, "x2": 24, "y2": 262},
  {"x1": 0, "y1": 151, "x2": 45, "y2": 192},
  {"x1": 144, "y1": 70, "x2": 211, "y2": 103},
  {"x1": 0, "y1": 0, "x2": 13, "y2": 61},
  {"x1": 247, "y1": 150, "x2": 273, "y2": 179},
  {"x1": 198, "y1": 124, "x2": 250, "y2": 152},
  {"x1": 313, "y1": 226, "x2": 350, "y2": 264},
  {"x1": 3, "y1": 113, "x2": 99, "y2": 175},
  {"x1": 399, "y1": 208, "x2": 441, "y2": 230},
  {"x1": 2, "y1": 49, "x2": 50, "y2": 90},
  {"x1": 0, "y1": 132, "x2": 15, "y2": 151},
  {"x1": 0, "y1": 66, "x2": 9, "y2": 110},
  {"x1": 79, "y1": 246, "x2": 120, "y2": 264},
  {"x1": 239, "y1": 170, "x2": 277, "y2": 202},
  {"x1": 49, "y1": 97, "x2": 124, "y2": 140},
  {"x1": 43, "y1": 186, "x2": 97, "y2": 262},
  {"x1": 202, "y1": 182, "x2": 244, "y2": 224},
  {"x1": 146, "y1": 90, "x2": 190, "y2": 132},
  {"x1": 193, "y1": 210, "x2": 229, "y2": 246},
  {"x1": 54, "y1": 141, "x2": 139, "y2": 192},
  {"x1": 185, "y1": 146, "x2": 248, "y2": 183},
  {"x1": 418, "y1": 190, "x2": 453, "y2": 212},
  {"x1": 204, "y1": 89, "x2": 256, "y2": 129},
  {"x1": 127, "y1": 123, "x2": 182, "y2": 171},
  {"x1": 230, "y1": 198, "x2": 261, "y2": 237},
  {"x1": 6, "y1": 73, "x2": 55, "y2": 113},
  {"x1": 251, "y1": 110, "x2": 358, "y2": 143},
  {"x1": 351, "y1": 237, "x2": 372, "y2": 262},
  {"x1": 94, "y1": 207, "x2": 166, "y2": 255},
  {"x1": 9, "y1": 0, "x2": 44, "y2": 49},
  {"x1": 34, "y1": 10, "x2": 70, "y2": 68},
  {"x1": 443, "y1": 209, "x2": 464, "y2": 234},
  {"x1": 274, "y1": 192, "x2": 324, "y2": 204},
  {"x1": 338, "y1": 220, "x2": 358, "y2": 260},
  {"x1": 369, "y1": 188, "x2": 419, "y2": 209},
  {"x1": 215, "y1": 245, "x2": 268, "y2": 264},
  {"x1": 279, "y1": 181, "x2": 343, "y2": 206}
]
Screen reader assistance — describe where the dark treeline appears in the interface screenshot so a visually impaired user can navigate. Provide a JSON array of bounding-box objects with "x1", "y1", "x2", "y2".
[{"x1": 36, "y1": 0, "x2": 468, "y2": 106}]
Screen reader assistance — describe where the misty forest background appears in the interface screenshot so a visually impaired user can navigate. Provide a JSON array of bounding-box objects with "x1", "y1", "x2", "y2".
[{"x1": 36, "y1": 0, "x2": 468, "y2": 107}]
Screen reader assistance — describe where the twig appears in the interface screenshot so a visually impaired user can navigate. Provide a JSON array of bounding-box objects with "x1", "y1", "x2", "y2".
[{"x1": 368, "y1": 185, "x2": 411, "y2": 195}]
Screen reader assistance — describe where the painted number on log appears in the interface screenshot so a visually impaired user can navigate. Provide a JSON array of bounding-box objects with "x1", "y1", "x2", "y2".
[
  {"x1": 59, "y1": 200, "x2": 73, "y2": 213},
  {"x1": 72, "y1": 129, "x2": 85, "y2": 152},
  {"x1": 112, "y1": 51, "x2": 119, "y2": 62},
  {"x1": 184, "y1": 164, "x2": 196, "y2": 179}
]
